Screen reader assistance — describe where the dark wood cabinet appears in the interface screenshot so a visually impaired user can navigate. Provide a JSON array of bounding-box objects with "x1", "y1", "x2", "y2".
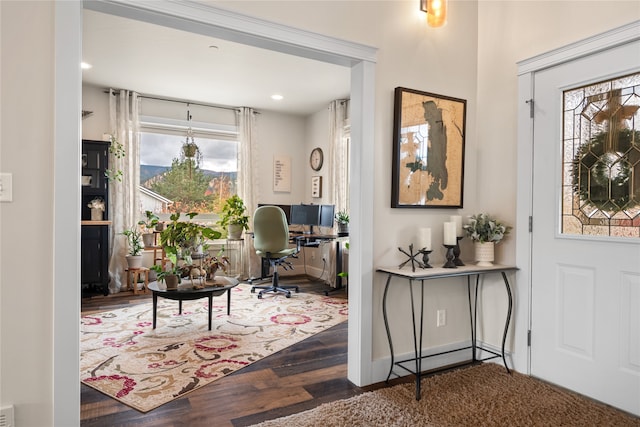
[{"x1": 81, "y1": 140, "x2": 110, "y2": 296}]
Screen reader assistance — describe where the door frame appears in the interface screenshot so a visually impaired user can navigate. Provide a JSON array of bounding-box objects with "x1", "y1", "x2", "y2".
[
  {"x1": 54, "y1": 2, "x2": 377, "y2": 425},
  {"x1": 515, "y1": 20, "x2": 640, "y2": 375}
]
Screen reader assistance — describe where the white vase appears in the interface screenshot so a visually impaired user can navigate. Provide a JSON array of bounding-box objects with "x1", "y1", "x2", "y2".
[
  {"x1": 228, "y1": 224, "x2": 243, "y2": 240},
  {"x1": 474, "y1": 242, "x2": 495, "y2": 267},
  {"x1": 125, "y1": 254, "x2": 143, "y2": 269}
]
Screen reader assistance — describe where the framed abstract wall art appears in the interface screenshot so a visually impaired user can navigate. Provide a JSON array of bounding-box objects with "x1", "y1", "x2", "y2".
[{"x1": 391, "y1": 87, "x2": 466, "y2": 208}]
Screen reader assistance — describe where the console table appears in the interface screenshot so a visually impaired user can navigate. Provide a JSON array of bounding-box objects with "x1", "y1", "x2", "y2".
[{"x1": 377, "y1": 264, "x2": 518, "y2": 400}]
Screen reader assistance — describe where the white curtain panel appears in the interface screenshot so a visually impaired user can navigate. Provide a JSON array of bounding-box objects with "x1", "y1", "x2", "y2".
[
  {"x1": 236, "y1": 107, "x2": 258, "y2": 278},
  {"x1": 329, "y1": 99, "x2": 349, "y2": 214},
  {"x1": 108, "y1": 89, "x2": 141, "y2": 293}
]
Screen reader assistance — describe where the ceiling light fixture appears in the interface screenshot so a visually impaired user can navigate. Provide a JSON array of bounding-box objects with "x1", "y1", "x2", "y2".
[
  {"x1": 420, "y1": 0, "x2": 447, "y2": 28},
  {"x1": 271, "y1": 94, "x2": 284, "y2": 101}
]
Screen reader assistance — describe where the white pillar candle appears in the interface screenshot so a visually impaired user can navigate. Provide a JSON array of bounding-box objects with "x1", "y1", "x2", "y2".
[
  {"x1": 450, "y1": 215, "x2": 463, "y2": 237},
  {"x1": 443, "y1": 221, "x2": 457, "y2": 246},
  {"x1": 417, "y1": 228, "x2": 431, "y2": 251}
]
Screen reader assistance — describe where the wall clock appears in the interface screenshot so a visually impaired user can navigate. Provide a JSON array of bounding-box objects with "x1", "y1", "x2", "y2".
[{"x1": 310, "y1": 147, "x2": 324, "y2": 171}]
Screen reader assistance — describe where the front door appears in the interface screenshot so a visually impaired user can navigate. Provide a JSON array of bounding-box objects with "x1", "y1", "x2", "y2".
[{"x1": 530, "y1": 39, "x2": 640, "y2": 415}]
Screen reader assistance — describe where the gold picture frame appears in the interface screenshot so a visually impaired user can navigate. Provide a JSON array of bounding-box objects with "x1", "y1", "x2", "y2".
[{"x1": 391, "y1": 87, "x2": 466, "y2": 208}]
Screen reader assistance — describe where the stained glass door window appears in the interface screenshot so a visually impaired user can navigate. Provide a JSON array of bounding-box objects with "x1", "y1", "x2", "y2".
[{"x1": 562, "y1": 72, "x2": 640, "y2": 237}]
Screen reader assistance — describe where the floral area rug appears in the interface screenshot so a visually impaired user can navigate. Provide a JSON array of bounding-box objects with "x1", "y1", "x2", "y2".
[{"x1": 80, "y1": 284, "x2": 348, "y2": 413}]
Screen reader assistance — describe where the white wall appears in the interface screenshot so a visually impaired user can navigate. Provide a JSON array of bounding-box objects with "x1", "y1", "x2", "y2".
[
  {"x1": 216, "y1": 0, "x2": 483, "y2": 364},
  {"x1": 1, "y1": 2, "x2": 56, "y2": 426},
  {"x1": 82, "y1": 84, "x2": 110, "y2": 140}
]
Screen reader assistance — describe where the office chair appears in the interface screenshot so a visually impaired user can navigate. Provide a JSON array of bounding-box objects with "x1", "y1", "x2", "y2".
[{"x1": 250, "y1": 205, "x2": 301, "y2": 298}]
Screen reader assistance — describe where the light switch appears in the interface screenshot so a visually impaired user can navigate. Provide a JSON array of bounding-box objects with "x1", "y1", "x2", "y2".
[{"x1": 0, "y1": 173, "x2": 13, "y2": 202}]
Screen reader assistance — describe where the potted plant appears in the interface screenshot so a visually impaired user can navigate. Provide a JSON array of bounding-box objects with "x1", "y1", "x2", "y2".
[
  {"x1": 335, "y1": 210, "x2": 349, "y2": 236},
  {"x1": 122, "y1": 226, "x2": 144, "y2": 269},
  {"x1": 87, "y1": 197, "x2": 106, "y2": 221},
  {"x1": 217, "y1": 195, "x2": 250, "y2": 239},
  {"x1": 463, "y1": 213, "x2": 512, "y2": 267},
  {"x1": 160, "y1": 212, "x2": 222, "y2": 266},
  {"x1": 138, "y1": 210, "x2": 159, "y2": 247},
  {"x1": 150, "y1": 264, "x2": 181, "y2": 290}
]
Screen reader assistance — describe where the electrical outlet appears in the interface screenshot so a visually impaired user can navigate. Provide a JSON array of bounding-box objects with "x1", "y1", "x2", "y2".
[
  {"x1": 437, "y1": 309, "x2": 446, "y2": 327},
  {"x1": 0, "y1": 173, "x2": 13, "y2": 202}
]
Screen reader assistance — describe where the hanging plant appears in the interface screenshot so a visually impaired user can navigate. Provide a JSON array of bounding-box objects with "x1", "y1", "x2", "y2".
[
  {"x1": 105, "y1": 134, "x2": 125, "y2": 182},
  {"x1": 571, "y1": 128, "x2": 640, "y2": 212},
  {"x1": 182, "y1": 141, "x2": 199, "y2": 158},
  {"x1": 180, "y1": 127, "x2": 203, "y2": 180}
]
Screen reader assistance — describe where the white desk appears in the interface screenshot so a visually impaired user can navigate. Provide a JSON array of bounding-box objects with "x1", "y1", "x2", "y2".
[{"x1": 376, "y1": 264, "x2": 518, "y2": 400}]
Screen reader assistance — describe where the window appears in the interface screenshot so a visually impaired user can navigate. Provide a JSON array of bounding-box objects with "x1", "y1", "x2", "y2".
[
  {"x1": 562, "y1": 72, "x2": 640, "y2": 237},
  {"x1": 138, "y1": 116, "x2": 238, "y2": 223}
]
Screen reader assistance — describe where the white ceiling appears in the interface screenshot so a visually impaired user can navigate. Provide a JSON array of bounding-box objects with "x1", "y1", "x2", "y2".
[{"x1": 82, "y1": 9, "x2": 351, "y2": 116}]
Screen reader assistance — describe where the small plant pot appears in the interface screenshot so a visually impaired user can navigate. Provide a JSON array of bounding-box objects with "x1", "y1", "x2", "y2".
[
  {"x1": 474, "y1": 242, "x2": 495, "y2": 267},
  {"x1": 91, "y1": 208, "x2": 103, "y2": 221},
  {"x1": 155, "y1": 222, "x2": 165, "y2": 232},
  {"x1": 165, "y1": 274, "x2": 179, "y2": 290},
  {"x1": 182, "y1": 143, "x2": 198, "y2": 158},
  {"x1": 337, "y1": 223, "x2": 349, "y2": 237},
  {"x1": 142, "y1": 233, "x2": 155, "y2": 247},
  {"x1": 228, "y1": 224, "x2": 243, "y2": 239},
  {"x1": 125, "y1": 254, "x2": 143, "y2": 269}
]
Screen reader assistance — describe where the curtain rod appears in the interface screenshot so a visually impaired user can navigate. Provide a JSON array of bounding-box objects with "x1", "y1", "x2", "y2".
[{"x1": 105, "y1": 89, "x2": 251, "y2": 113}]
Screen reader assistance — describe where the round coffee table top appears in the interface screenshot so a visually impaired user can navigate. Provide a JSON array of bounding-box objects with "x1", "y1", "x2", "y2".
[{"x1": 148, "y1": 276, "x2": 239, "y2": 296}]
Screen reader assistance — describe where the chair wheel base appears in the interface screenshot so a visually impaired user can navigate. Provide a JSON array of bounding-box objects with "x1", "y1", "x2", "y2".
[{"x1": 253, "y1": 285, "x2": 298, "y2": 299}]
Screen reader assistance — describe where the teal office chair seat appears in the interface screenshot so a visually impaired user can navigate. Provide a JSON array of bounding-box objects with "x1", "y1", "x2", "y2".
[{"x1": 251, "y1": 205, "x2": 300, "y2": 298}]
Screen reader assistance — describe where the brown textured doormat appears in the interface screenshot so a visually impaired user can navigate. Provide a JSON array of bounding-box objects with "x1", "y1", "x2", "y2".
[{"x1": 250, "y1": 363, "x2": 639, "y2": 427}]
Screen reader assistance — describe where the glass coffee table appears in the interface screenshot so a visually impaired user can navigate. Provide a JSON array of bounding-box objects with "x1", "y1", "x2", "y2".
[{"x1": 147, "y1": 277, "x2": 239, "y2": 330}]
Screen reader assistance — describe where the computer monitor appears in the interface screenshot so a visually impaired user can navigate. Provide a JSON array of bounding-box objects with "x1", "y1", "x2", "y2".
[
  {"x1": 257, "y1": 204, "x2": 292, "y2": 224},
  {"x1": 319, "y1": 204, "x2": 335, "y2": 228},
  {"x1": 290, "y1": 204, "x2": 321, "y2": 233}
]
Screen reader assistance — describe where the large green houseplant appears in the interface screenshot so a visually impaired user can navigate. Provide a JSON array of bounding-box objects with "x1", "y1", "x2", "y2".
[
  {"x1": 160, "y1": 212, "x2": 221, "y2": 266},
  {"x1": 217, "y1": 195, "x2": 250, "y2": 239}
]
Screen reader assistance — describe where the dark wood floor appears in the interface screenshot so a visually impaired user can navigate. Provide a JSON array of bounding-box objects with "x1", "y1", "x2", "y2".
[{"x1": 80, "y1": 277, "x2": 393, "y2": 427}]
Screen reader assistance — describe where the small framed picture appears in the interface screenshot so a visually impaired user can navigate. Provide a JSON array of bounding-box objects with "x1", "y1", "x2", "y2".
[{"x1": 311, "y1": 176, "x2": 322, "y2": 198}]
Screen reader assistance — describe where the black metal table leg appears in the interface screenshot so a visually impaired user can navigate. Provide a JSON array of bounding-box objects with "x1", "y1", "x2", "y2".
[
  {"x1": 473, "y1": 275, "x2": 480, "y2": 361},
  {"x1": 227, "y1": 289, "x2": 232, "y2": 315},
  {"x1": 415, "y1": 280, "x2": 425, "y2": 400},
  {"x1": 152, "y1": 292, "x2": 157, "y2": 329},
  {"x1": 500, "y1": 271, "x2": 513, "y2": 374},
  {"x1": 467, "y1": 276, "x2": 476, "y2": 361},
  {"x1": 208, "y1": 295, "x2": 213, "y2": 330},
  {"x1": 383, "y1": 275, "x2": 394, "y2": 382}
]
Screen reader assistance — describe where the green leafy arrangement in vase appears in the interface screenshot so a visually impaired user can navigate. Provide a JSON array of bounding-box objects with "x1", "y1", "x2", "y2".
[{"x1": 463, "y1": 213, "x2": 511, "y2": 243}]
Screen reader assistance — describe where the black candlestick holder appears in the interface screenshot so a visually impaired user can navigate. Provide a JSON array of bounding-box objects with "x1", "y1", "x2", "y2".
[
  {"x1": 419, "y1": 249, "x2": 433, "y2": 268},
  {"x1": 453, "y1": 236, "x2": 465, "y2": 266},
  {"x1": 443, "y1": 244, "x2": 457, "y2": 268}
]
